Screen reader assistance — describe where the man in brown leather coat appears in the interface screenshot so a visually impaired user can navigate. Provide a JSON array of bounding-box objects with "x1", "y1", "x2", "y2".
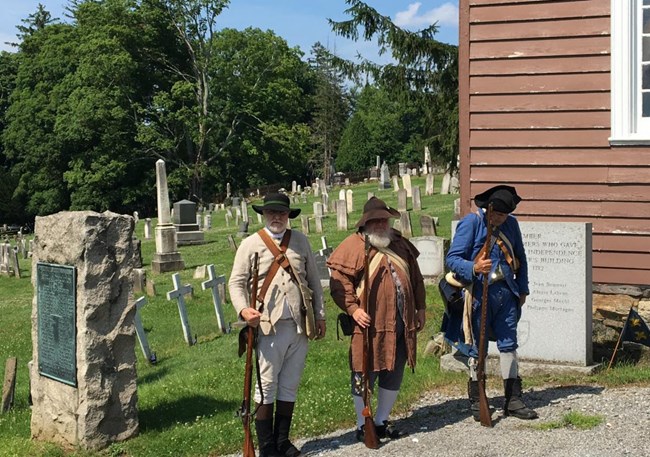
[{"x1": 328, "y1": 197, "x2": 426, "y2": 441}]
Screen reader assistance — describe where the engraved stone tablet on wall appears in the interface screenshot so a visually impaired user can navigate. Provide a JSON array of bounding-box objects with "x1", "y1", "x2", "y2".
[{"x1": 30, "y1": 211, "x2": 138, "y2": 450}]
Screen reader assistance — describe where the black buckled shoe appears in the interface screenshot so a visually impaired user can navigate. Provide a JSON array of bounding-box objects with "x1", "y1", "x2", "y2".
[{"x1": 376, "y1": 421, "x2": 402, "y2": 439}]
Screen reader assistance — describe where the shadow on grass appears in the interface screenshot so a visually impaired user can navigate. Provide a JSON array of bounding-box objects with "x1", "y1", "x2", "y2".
[
  {"x1": 139, "y1": 395, "x2": 238, "y2": 431},
  {"x1": 300, "y1": 385, "x2": 606, "y2": 455}
]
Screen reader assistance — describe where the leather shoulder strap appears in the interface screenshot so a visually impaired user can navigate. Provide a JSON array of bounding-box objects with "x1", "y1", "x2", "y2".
[{"x1": 256, "y1": 229, "x2": 293, "y2": 304}]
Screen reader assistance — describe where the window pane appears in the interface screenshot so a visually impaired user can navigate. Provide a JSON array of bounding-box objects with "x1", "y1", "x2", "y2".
[
  {"x1": 643, "y1": 92, "x2": 650, "y2": 117},
  {"x1": 645, "y1": 37, "x2": 650, "y2": 61},
  {"x1": 645, "y1": 8, "x2": 650, "y2": 33},
  {"x1": 644, "y1": 64, "x2": 650, "y2": 89}
]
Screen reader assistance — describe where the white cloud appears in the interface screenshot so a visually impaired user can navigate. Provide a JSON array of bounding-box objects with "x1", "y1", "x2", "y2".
[{"x1": 394, "y1": 2, "x2": 459, "y2": 29}]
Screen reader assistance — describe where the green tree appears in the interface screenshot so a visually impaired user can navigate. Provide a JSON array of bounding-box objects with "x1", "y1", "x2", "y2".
[
  {"x1": 308, "y1": 42, "x2": 351, "y2": 184},
  {"x1": 329, "y1": 0, "x2": 458, "y2": 172}
]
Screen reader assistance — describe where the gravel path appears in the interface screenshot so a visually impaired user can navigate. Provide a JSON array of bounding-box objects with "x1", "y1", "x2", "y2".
[{"x1": 289, "y1": 385, "x2": 650, "y2": 457}]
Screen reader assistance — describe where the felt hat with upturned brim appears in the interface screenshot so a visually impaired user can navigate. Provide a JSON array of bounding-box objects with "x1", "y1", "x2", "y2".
[
  {"x1": 355, "y1": 196, "x2": 400, "y2": 228},
  {"x1": 473, "y1": 185, "x2": 521, "y2": 214},
  {"x1": 252, "y1": 193, "x2": 301, "y2": 219}
]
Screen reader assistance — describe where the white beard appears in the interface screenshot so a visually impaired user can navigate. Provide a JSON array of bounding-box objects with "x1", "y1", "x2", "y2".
[{"x1": 367, "y1": 231, "x2": 392, "y2": 249}]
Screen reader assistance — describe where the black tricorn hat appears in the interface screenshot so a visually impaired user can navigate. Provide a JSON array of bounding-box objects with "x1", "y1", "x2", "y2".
[
  {"x1": 252, "y1": 193, "x2": 301, "y2": 219},
  {"x1": 355, "y1": 197, "x2": 400, "y2": 228},
  {"x1": 474, "y1": 185, "x2": 521, "y2": 214}
]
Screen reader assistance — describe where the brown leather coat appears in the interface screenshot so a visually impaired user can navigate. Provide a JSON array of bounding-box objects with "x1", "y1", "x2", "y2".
[{"x1": 327, "y1": 230, "x2": 426, "y2": 372}]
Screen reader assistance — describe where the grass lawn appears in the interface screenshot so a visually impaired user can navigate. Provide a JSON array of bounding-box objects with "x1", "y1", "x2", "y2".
[{"x1": 1, "y1": 177, "x2": 650, "y2": 457}]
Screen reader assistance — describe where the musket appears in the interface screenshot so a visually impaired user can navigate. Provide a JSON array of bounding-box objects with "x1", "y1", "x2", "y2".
[
  {"x1": 477, "y1": 203, "x2": 494, "y2": 427},
  {"x1": 361, "y1": 235, "x2": 380, "y2": 449},
  {"x1": 241, "y1": 252, "x2": 259, "y2": 457}
]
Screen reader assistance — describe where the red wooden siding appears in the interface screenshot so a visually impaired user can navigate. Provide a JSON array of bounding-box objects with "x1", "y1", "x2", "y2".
[{"x1": 459, "y1": 0, "x2": 650, "y2": 286}]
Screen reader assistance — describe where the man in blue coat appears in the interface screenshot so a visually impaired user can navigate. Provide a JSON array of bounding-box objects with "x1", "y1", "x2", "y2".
[{"x1": 445, "y1": 185, "x2": 537, "y2": 421}]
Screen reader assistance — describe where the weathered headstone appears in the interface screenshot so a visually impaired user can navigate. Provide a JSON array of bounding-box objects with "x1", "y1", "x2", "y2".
[
  {"x1": 346, "y1": 189, "x2": 354, "y2": 213},
  {"x1": 204, "y1": 214, "x2": 212, "y2": 230},
  {"x1": 301, "y1": 216, "x2": 310, "y2": 234},
  {"x1": 314, "y1": 216, "x2": 324, "y2": 233},
  {"x1": 166, "y1": 273, "x2": 196, "y2": 346},
  {"x1": 2, "y1": 357, "x2": 17, "y2": 412},
  {"x1": 402, "y1": 174, "x2": 413, "y2": 198},
  {"x1": 420, "y1": 215, "x2": 437, "y2": 236},
  {"x1": 134, "y1": 297, "x2": 156, "y2": 364},
  {"x1": 201, "y1": 264, "x2": 228, "y2": 334},
  {"x1": 425, "y1": 173, "x2": 435, "y2": 196},
  {"x1": 152, "y1": 160, "x2": 185, "y2": 273},
  {"x1": 336, "y1": 203, "x2": 348, "y2": 231},
  {"x1": 227, "y1": 234, "x2": 238, "y2": 252},
  {"x1": 399, "y1": 211, "x2": 412, "y2": 238},
  {"x1": 379, "y1": 162, "x2": 391, "y2": 190},
  {"x1": 412, "y1": 186, "x2": 422, "y2": 211},
  {"x1": 241, "y1": 200, "x2": 249, "y2": 223},
  {"x1": 30, "y1": 211, "x2": 138, "y2": 449},
  {"x1": 398, "y1": 162, "x2": 408, "y2": 176},
  {"x1": 392, "y1": 175, "x2": 400, "y2": 192},
  {"x1": 338, "y1": 189, "x2": 346, "y2": 202},
  {"x1": 313, "y1": 202, "x2": 324, "y2": 217},
  {"x1": 193, "y1": 265, "x2": 207, "y2": 279},
  {"x1": 397, "y1": 189, "x2": 408, "y2": 212},
  {"x1": 409, "y1": 236, "x2": 446, "y2": 283},
  {"x1": 440, "y1": 172, "x2": 451, "y2": 194},
  {"x1": 143, "y1": 218, "x2": 152, "y2": 239}
]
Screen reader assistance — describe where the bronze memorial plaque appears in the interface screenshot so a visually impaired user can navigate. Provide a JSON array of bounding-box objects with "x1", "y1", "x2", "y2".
[{"x1": 37, "y1": 262, "x2": 77, "y2": 386}]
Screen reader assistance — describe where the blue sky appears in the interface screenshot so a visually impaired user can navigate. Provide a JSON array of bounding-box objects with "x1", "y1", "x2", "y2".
[{"x1": 0, "y1": 1, "x2": 459, "y2": 58}]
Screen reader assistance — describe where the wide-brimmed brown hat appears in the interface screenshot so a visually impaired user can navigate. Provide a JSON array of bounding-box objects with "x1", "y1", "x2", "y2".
[
  {"x1": 474, "y1": 185, "x2": 521, "y2": 214},
  {"x1": 252, "y1": 193, "x2": 301, "y2": 218},
  {"x1": 355, "y1": 197, "x2": 400, "y2": 228}
]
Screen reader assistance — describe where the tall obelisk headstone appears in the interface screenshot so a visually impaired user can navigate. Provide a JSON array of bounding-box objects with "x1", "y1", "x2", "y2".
[
  {"x1": 151, "y1": 159, "x2": 185, "y2": 273},
  {"x1": 30, "y1": 211, "x2": 138, "y2": 450}
]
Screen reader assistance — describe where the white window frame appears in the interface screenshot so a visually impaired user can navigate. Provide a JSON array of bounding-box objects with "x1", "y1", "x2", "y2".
[{"x1": 610, "y1": 0, "x2": 650, "y2": 144}]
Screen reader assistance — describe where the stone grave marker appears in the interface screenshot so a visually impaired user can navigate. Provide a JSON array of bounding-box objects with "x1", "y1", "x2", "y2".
[
  {"x1": 301, "y1": 216, "x2": 310, "y2": 234},
  {"x1": 397, "y1": 189, "x2": 408, "y2": 212},
  {"x1": 227, "y1": 234, "x2": 238, "y2": 252},
  {"x1": 420, "y1": 215, "x2": 437, "y2": 236},
  {"x1": 401, "y1": 174, "x2": 413, "y2": 197},
  {"x1": 426, "y1": 173, "x2": 435, "y2": 196},
  {"x1": 134, "y1": 297, "x2": 156, "y2": 364},
  {"x1": 2, "y1": 357, "x2": 17, "y2": 412},
  {"x1": 379, "y1": 162, "x2": 391, "y2": 189},
  {"x1": 166, "y1": 273, "x2": 196, "y2": 346},
  {"x1": 346, "y1": 189, "x2": 354, "y2": 213},
  {"x1": 412, "y1": 186, "x2": 422, "y2": 211},
  {"x1": 201, "y1": 264, "x2": 228, "y2": 334},
  {"x1": 30, "y1": 211, "x2": 138, "y2": 449},
  {"x1": 409, "y1": 236, "x2": 446, "y2": 283},
  {"x1": 336, "y1": 202, "x2": 348, "y2": 231},
  {"x1": 314, "y1": 216, "x2": 323, "y2": 233},
  {"x1": 144, "y1": 218, "x2": 152, "y2": 239},
  {"x1": 173, "y1": 199, "x2": 205, "y2": 245},
  {"x1": 399, "y1": 211, "x2": 413, "y2": 238},
  {"x1": 392, "y1": 175, "x2": 399, "y2": 192}
]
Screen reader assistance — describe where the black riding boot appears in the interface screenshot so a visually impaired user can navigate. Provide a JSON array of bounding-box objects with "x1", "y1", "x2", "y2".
[
  {"x1": 503, "y1": 377, "x2": 538, "y2": 420},
  {"x1": 467, "y1": 379, "x2": 481, "y2": 422},
  {"x1": 275, "y1": 401, "x2": 301, "y2": 457},
  {"x1": 255, "y1": 418, "x2": 278, "y2": 457}
]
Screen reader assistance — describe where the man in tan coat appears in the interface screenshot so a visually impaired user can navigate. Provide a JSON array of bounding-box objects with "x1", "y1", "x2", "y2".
[
  {"x1": 229, "y1": 193, "x2": 326, "y2": 457},
  {"x1": 328, "y1": 197, "x2": 426, "y2": 442}
]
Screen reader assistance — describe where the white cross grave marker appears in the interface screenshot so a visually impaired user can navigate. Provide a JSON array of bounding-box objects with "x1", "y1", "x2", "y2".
[
  {"x1": 134, "y1": 296, "x2": 156, "y2": 364},
  {"x1": 166, "y1": 273, "x2": 196, "y2": 346},
  {"x1": 201, "y1": 264, "x2": 228, "y2": 334}
]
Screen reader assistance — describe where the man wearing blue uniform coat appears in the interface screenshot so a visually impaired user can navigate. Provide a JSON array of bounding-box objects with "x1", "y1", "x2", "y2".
[{"x1": 445, "y1": 185, "x2": 538, "y2": 421}]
